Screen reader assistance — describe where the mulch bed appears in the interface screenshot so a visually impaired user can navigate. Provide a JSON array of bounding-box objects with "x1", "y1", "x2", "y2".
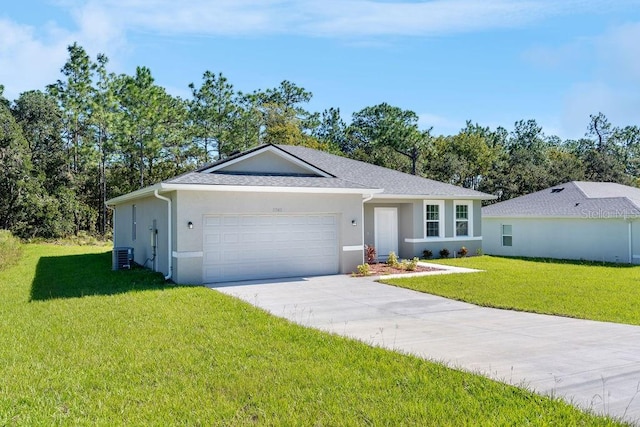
[{"x1": 353, "y1": 262, "x2": 442, "y2": 277}]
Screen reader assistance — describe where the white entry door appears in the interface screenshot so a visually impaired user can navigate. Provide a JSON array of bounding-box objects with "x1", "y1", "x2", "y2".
[{"x1": 374, "y1": 207, "x2": 398, "y2": 261}]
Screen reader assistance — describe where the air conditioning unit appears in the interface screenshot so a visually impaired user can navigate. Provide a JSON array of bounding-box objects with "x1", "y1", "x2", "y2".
[{"x1": 112, "y1": 247, "x2": 134, "y2": 270}]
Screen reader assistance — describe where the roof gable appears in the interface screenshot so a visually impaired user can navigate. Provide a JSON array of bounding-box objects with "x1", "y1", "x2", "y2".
[{"x1": 200, "y1": 145, "x2": 332, "y2": 177}]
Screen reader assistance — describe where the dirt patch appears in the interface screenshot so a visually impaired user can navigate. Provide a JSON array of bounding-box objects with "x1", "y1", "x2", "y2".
[{"x1": 352, "y1": 262, "x2": 442, "y2": 277}]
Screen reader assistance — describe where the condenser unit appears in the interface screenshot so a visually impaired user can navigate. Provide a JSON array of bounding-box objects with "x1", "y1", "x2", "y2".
[{"x1": 112, "y1": 247, "x2": 134, "y2": 270}]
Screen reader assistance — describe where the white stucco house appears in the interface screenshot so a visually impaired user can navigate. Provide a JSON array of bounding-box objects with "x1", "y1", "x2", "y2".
[
  {"x1": 482, "y1": 181, "x2": 640, "y2": 264},
  {"x1": 107, "y1": 144, "x2": 494, "y2": 284}
]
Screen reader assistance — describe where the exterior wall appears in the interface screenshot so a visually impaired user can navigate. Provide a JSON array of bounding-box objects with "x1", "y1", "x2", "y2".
[
  {"x1": 218, "y1": 150, "x2": 314, "y2": 175},
  {"x1": 364, "y1": 199, "x2": 483, "y2": 260},
  {"x1": 113, "y1": 195, "x2": 170, "y2": 276},
  {"x1": 482, "y1": 217, "x2": 640, "y2": 264},
  {"x1": 172, "y1": 191, "x2": 365, "y2": 284}
]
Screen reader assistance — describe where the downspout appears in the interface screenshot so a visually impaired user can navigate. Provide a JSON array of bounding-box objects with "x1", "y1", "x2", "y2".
[
  {"x1": 154, "y1": 190, "x2": 173, "y2": 281},
  {"x1": 629, "y1": 219, "x2": 633, "y2": 264},
  {"x1": 362, "y1": 194, "x2": 374, "y2": 263}
]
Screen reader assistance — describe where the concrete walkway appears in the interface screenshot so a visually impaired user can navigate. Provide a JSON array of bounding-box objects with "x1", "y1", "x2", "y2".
[{"x1": 210, "y1": 274, "x2": 640, "y2": 425}]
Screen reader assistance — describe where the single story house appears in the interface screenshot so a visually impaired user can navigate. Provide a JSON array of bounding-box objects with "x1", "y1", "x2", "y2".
[
  {"x1": 482, "y1": 181, "x2": 640, "y2": 264},
  {"x1": 107, "y1": 144, "x2": 494, "y2": 284}
]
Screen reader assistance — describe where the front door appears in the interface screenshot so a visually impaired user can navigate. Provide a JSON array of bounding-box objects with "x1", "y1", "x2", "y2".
[{"x1": 374, "y1": 207, "x2": 398, "y2": 261}]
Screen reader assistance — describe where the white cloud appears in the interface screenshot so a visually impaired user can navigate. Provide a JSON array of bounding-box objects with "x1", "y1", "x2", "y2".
[
  {"x1": 522, "y1": 19, "x2": 640, "y2": 138},
  {"x1": 595, "y1": 22, "x2": 640, "y2": 82},
  {"x1": 570, "y1": 23, "x2": 640, "y2": 135},
  {"x1": 0, "y1": 2, "x2": 129, "y2": 101},
  {"x1": 72, "y1": 0, "x2": 635, "y2": 38},
  {"x1": 0, "y1": 19, "x2": 72, "y2": 100}
]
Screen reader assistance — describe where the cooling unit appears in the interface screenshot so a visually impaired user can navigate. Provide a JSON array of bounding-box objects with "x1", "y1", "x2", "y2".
[{"x1": 112, "y1": 247, "x2": 134, "y2": 270}]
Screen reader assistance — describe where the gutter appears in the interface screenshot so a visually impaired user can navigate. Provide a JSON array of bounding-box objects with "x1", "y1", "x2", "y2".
[{"x1": 154, "y1": 190, "x2": 173, "y2": 281}]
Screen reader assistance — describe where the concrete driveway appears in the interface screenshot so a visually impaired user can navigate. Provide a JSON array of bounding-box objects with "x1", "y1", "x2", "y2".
[{"x1": 210, "y1": 274, "x2": 640, "y2": 425}]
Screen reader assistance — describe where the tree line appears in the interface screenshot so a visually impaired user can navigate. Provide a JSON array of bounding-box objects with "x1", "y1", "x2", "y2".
[{"x1": 1, "y1": 43, "x2": 638, "y2": 239}]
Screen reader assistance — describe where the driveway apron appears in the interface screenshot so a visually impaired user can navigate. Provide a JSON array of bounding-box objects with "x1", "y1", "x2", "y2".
[{"x1": 210, "y1": 275, "x2": 640, "y2": 425}]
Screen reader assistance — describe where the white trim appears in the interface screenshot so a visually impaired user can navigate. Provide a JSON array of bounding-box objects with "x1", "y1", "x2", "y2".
[
  {"x1": 372, "y1": 194, "x2": 492, "y2": 201},
  {"x1": 454, "y1": 200, "x2": 473, "y2": 238},
  {"x1": 201, "y1": 145, "x2": 333, "y2": 177},
  {"x1": 374, "y1": 207, "x2": 398, "y2": 259},
  {"x1": 106, "y1": 183, "x2": 382, "y2": 205},
  {"x1": 159, "y1": 183, "x2": 381, "y2": 195},
  {"x1": 423, "y1": 200, "x2": 445, "y2": 239},
  {"x1": 342, "y1": 245, "x2": 363, "y2": 252},
  {"x1": 172, "y1": 251, "x2": 203, "y2": 258},
  {"x1": 405, "y1": 236, "x2": 483, "y2": 243}
]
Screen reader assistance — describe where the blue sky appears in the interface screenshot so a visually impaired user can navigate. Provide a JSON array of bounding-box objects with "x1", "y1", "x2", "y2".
[{"x1": 1, "y1": 1, "x2": 640, "y2": 139}]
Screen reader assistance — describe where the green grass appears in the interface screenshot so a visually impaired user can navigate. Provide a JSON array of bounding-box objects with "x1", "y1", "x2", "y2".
[
  {"x1": 0, "y1": 230, "x2": 22, "y2": 272},
  {"x1": 0, "y1": 245, "x2": 624, "y2": 425},
  {"x1": 385, "y1": 256, "x2": 640, "y2": 326}
]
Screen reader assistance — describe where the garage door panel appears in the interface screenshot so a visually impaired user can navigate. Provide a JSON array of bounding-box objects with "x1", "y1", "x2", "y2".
[
  {"x1": 204, "y1": 216, "x2": 221, "y2": 226},
  {"x1": 203, "y1": 213, "x2": 339, "y2": 283}
]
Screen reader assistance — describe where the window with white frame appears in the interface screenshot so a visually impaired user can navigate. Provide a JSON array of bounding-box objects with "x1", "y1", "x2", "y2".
[
  {"x1": 424, "y1": 201, "x2": 444, "y2": 238},
  {"x1": 454, "y1": 201, "x2": 473, "y2": 237},
  {"x1": 502, "y1": 224, "x2": 512, "y2": 246}
]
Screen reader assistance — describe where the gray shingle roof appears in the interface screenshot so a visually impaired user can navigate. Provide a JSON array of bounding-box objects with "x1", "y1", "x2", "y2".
[
  {"x1": 482, "y1": 181, "x2": 640, "y2": 218},
  {"x1": 274, "y1": 145, "x2": 492, "y2": 198},
  {"x1": 166, "y1": 144, "x2": 493, "y2": 199},
  {"x1": 166, "y1": 172, "x2": 371, "y2": 189}
]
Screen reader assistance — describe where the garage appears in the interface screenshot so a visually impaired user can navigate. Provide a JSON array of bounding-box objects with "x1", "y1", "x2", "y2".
[{"x1": 203, "y1": 213, "x2": 339, "y2": 283}]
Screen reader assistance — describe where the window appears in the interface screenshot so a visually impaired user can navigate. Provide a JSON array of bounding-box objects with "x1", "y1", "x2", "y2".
[
  {"x1": 502, "y1": 224, "x2": 512, "y2": 246},
  {"x1": 132, "y1": 205, "x2": 137, "y2": 241},
  {"x1": 454, "y1": 201, "x2": 473, "y2": 237},
  {"x1": 424, "y1": 201, "x2": 444, "y2": 238}
]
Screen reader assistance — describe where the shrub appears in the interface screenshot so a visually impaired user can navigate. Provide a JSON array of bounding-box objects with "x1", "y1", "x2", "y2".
[
  {"x1": 365, "y1": 245, "x2": 377, "y2": 264},
  {"x1": 356, "y1": 263, "x2": 371, "y2": 276},
  {"x1": 458, "y1": 246, "x2": 468, "y2": 257},
  {"x1": 439, "y1": 248, "x2": 450, "y2": 259},
  {"x1": 386, "y1": 251, "x2": 399, "y2": 267},
  {"x1": 0, "y1": 230, "x2": 22, "y2": 271},
  {"x1": 476, "y1": 248, "x2": 484, "y2": 256},
  {"x1": 405, "y1": 257, "x2": 419, "y2": 271},
  {"x1": 422, "y1": 249, "x2": 433, "y2": 259}
]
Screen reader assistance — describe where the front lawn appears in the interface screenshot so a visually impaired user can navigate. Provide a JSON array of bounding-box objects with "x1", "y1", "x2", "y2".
[
  {"x1": 0, "y1": 245, "x2": 624, "y2": 425},
  {"x1": 384, "y1": 256, "x2": 640, "y2": 326}
]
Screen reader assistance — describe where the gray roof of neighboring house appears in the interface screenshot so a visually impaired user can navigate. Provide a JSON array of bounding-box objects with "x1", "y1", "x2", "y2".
[
  {"x1": 167, "y1": 144, "x2": 493, "y2": 199},
  {"x1": 482, "y1": 181, "x2": 640, "y2": 218}
]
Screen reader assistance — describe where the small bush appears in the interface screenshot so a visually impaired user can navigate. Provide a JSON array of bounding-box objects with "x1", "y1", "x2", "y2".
[
  {"x1": 405, "y1": 257, "x2": 419, "y2": 271},
  {"x1": 422, "y1": 249, "x2": 433, "y2": 259},
  {"x1": 365, "y1": 245, "x2": 377, "y2": 264},
  {"x1": 439, "y1": 248, "x2": 450, "y2": 259},
  {"x1": 458, "y1": 246, "x2": 468, "y2": 257},
  {"x1": 356, "y1": 263, "x2": 371, "y2": 276},
  {"x1": 476, "y1": 248, "x2": 484, "y2": 256},
  {"x1": 0, "y1": 230, "x2": 22, "y2": 271},
  {"x1": 386, "y1": 251, "x2": 399, "y2": 267}
]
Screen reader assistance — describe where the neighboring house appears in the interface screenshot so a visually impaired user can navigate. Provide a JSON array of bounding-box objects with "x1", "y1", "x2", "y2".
[
  {"x1": 482, "y1": 181, "x2": 640, "y2": 264},
  {"x1": 107, "y1": 144, "x2": 494, "y2": 284}
]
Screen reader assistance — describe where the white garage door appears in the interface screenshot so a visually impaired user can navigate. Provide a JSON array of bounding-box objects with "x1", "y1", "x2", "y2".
[{"x1": 203, "y1": 214, "x2": 339, "y2": 283}]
